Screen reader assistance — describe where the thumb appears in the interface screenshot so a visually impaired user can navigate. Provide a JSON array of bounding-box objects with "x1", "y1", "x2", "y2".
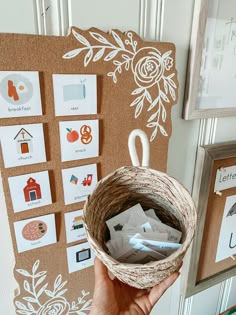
[{"x1": 94, "y1": 257, "x2": 110, "y2": 284}]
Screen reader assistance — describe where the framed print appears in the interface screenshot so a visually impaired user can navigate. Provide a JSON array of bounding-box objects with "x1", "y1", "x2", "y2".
[
  {"x1": 184, "y1": 141, "x2": 236, "y2": 297},
  {"x1": 183, "y1": 0, "x2": 236, "y2": 119},
  {"x1": 219, "y1": 305, "x2": 236, "y2": 315}
]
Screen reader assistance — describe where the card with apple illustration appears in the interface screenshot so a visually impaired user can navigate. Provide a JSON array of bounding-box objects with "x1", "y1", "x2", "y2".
[{"x1": 59, "y1": 120, "x2": 99, "y2": 162}]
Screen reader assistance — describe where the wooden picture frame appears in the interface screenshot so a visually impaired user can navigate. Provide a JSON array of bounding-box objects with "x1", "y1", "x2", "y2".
[
  {"x1": 185, "y1": 141, "x2": 236, "y2": 297},
  {"x1": 183, "y1": 0, "x2": 236, "y2": 120}
]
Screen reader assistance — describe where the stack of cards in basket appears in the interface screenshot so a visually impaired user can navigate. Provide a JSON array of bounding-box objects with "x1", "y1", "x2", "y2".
[{"x1": 105, "y1": 203, "x2": 182, "y2": 264}]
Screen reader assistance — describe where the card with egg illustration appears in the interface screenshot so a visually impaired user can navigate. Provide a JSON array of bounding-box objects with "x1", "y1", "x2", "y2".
[
  {"x1": 53, "y1": 74, "x2": 97, "y2": 116},
  {"x1": 59, "y1": 120, "x2": 99, "y2": 162},
  {"x1": 0, "y1": 71, "x2": 42, "y2": 118},
  {"x1": 14, "y1": 214, "x2": 56, "y2": 253},
  {"x1": 0, "y1": 123, "x2": 46, "y2": 168}
]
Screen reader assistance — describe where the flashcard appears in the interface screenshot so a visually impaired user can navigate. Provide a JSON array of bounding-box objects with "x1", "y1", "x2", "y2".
[
  {"x1": 64, "y1": 209, "x2": 86, "y2": 243},
  {"x1": 0, "y1": 123, "x2": 46, "y2": 168},
  {"x1": 62, "y1": 164, "x2": 97, "y2": 205},
  {"x1": 53, "y1": 74, "x2": 97, "y2": 116},
  {"x1": 66, "y1": 242, "x2": 95, "y2": 273},
  {"x1": 8, "y1": 171, "x2": 52, "y2": 213},
  {"x1": 14, "y1": 214, "x2": 56, "y2": 253},
  {"x1": 0, "y1": 71, "x2": 42, "y2": 118},
  {"x1": 59, "y1": 120, "x2": 99, "y2": 162}
]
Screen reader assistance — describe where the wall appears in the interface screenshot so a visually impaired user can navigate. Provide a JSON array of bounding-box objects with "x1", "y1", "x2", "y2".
[{"x1": 0, "y1": 0, "x2": 235, "y2": 314}]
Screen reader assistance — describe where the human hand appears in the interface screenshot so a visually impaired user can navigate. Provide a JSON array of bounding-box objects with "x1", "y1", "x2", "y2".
[{"x1": 90, "y1": 257, "x2": 181, "y2": 315}]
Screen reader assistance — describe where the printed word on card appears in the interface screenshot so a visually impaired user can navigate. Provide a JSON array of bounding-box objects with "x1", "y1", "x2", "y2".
[
  {"x1": 0, "y1": 123, "x2": 46, "y2": 168},
  {"x1": 53, "y1": 74, "x2": 97, "y2": 116},
  {"x1": 64, "y1": 209, "x2": 86, "y2": 244},
  {"x1": 66, "y1": 242, "x2": 95, "y2": 273},
  {"x1": 14, "y1": 214, "x2": 56, "y2": 253},
  {"x1": 8, "y1": 171, "x2": 52, "y2": 213},
  {"x1": 62, "y1": 164, "x2": 97, "y2": 205},
  {"x1": 59, "y1": 120, "x2": 99, "y2": 162},
  {"x1": 0, "y1": 71, "x2": 42, "y2": 118}
]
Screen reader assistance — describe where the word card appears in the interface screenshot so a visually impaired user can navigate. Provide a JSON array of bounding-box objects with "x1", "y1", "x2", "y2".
[
  {"x1": 0, "y1": 71, "x2": 42, "y2": 118},
  {"x1": 8, "y1": 171, "x2": 52, "y2": 213},
  {"x1": 59, "y1": 120, "x2": 99, "y2": 162},
  {"x1": 62, "y1": 164, "x2": 97, "y2": 205},
  {"x1": 14, "y1": 214, "x2": 56, "y2": 253},
  {"x1": 0, "y1": 123, "x2": 46, "y2": 168},
  {"x1": 66, "y1": 242, "x2": 95, "y2": 273},
  {"x1": 64, "y1": 209, "x2": 86, "y2": 243},
  {"x1": 53, "y1": 74, "x2": 97, "y2": 116}
]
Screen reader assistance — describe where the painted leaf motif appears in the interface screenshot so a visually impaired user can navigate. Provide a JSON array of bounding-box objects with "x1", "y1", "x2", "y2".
[
  {"x1": 16, "y1": 310, "x2": 32, "y2": 315},
  {"x1": 135, "y1": 101, "x2": 143, "y2": 118},
  {"x1": 159, "y1": 125, "x2": 168, "y2": 136},
  {"x1": 23, "y1": 280, "x2": 31, "y2": 293},
  {"x1": 90, "y1": 32, "x2": 110, "y2": 45},
  {"x1": 93, "y1": 48, "x2": 105, "y2": 62},
  {"x1": 34, "y1": 271, "x2": 46, "y2": 278},
  {"x1": 72, "y1": 29, "x2": 90, "y2": 46},
  {"x1": 16, "y1": 269, "x2": 31, "y2": 277},
  {"x1": 162, "y1": 50, "x2": 172, "y2": 59},
  {"x1": 32, "y1": 260, "x2": 39, "y2": 274},
  {"x1": 130, "y1": 95, "x2": 143, "y2": 107},
  {"x1": 150, "y1": 127, "x2": 158, "y2": 142},
  {"x1": 111, "y1": 30, "x2": 125, "y2": 49},
  {"x1": 63, "y1": 48, "x2": 82, "y2": 59},
  {"x1": 84, "y1": 50, "x2": 93, "y2": 67},
  {"x1": 145, "y1": 91, "x2": 152, "y2": 103},
  {"x1": 160, "y1": 91, "x2": 169, "y2": 103},
  {"x1": 148, "y1": 97, "x2": 159, "y2": 111},
  {"x1": 35, "y1": 275, "x2": 47, "y2": 288},
  {"x1": 148, "y1": 112, "x2": 158, "y2": 123},
  {"x1": 104, "y1": 50, "x2": 118, "y2": 61},
  {"x1": 56, "y1": 281, "x2": 67, "y2": 292},
  {"x1": 37, "y1": 283, "x2": 48, "y2": 298},
  {"x1": 15, "y1": 301, "x2": 27, "y2": 310},
  {"x1": 22, "y1": 297, "x2": 37, "y2": 303},
  {"x1": 169, "y1": 86, "x2": 176, "y2": 101},
  {"x1": 162, "y1": 107, "x2": 167, "y2": 122},
  {"x1": 45, "y1": 289, "x2": 54, "y2": 297},
  {"x1": 131, "y1": 87, "x2": 144, "y2": 95},
  {"x1": 55, "y1": 289, "x2": 67, "y2": 297},
  {"x1": 54, "y1": 275, "x2": 62, "y2": 289}
]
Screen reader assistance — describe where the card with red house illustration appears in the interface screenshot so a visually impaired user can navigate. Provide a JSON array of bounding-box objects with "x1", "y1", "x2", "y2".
[
  {"x1": 0, "y1": 123, "x2": 46, "y2": 168},
  {"x1": 0, "y1": 71, "x2": 42, "y2": 118},
  {"x1": 59, "y1": 120, "x2": 99, "y2": 162},
  {"x1": 8, "y1": 171, "x2": 52, "y2": 213},
  {"x1": 61, "y1": 164, "x2": 97, "y2": 205}
]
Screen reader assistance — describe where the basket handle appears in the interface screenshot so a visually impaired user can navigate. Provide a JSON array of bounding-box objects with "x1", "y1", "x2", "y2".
[{"x1": 128, "y1": 129, "x2": 150, "y2": 167}]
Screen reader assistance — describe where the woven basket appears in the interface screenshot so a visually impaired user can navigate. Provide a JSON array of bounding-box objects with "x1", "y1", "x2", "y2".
[{"x1": 83, "y1": 165, "x2": 197, "y2": 289}]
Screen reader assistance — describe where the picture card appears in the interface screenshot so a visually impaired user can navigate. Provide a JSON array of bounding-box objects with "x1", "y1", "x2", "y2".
[
  {"x1": 59, "y1": 120, "x2": 99, "y2": 162},
  {"x1": 66, "y1": 242, "x2": 95, "y2": 273},
  {"x1": 0, "y1": 71, "x2": 42, "y2": 118},
  {"x1": 214, "y1": 166, "x2": 236, "y2": 192},
  {"x1": 14, "y1": 214, "x2": 56, "y2": 253},
  {"x1": 64, "y1": 209, "x2": 86, "y2": 243},
  {"x1": 53, "y1": 74, "x2": 97, "y2": 116},
  {"x1": 216, "y1": 195, "x2": 236, "y2": 262},
  {"x1": 0, "y1": 123, "x2": 46, "y2": 168},
  {"x1": 62, "y1": 164, "x2": 97, "y2": 205},
  {"x1": 8, "y1": 171, "x2": 52, "y2": 213}
]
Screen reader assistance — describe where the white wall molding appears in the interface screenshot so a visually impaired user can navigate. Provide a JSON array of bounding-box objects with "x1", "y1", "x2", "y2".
[{"x1": 218, "y1": 278, "x2": 233, "y2": 314}]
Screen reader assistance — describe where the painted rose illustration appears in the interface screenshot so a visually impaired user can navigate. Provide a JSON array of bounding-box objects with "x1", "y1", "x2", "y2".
[
  {"x1": 63, "y1": 28, "x2": 177, "y2": 142},
  {"x1": 131, "y1": 47, "x2": 165, "y2": 88},
  {"x1": 37, "y1": 297, "x2": 70, "y2": 315},
  {"x1": 15, "y1": 260, "x2": 92, "y2": 315}
]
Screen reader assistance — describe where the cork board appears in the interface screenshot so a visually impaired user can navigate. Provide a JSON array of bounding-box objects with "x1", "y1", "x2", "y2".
[
  {"x1": 0, "y1": 27, "x2": 178, "y2": 313},
  {"x1": 185, "y1": 142, "x2": 236, "y2": 297},
  {"x1": 197, "y1": 157, "x2": 236, "y2": 282}
]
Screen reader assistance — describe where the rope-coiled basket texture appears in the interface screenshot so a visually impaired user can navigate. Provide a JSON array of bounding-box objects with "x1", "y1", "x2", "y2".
[{"x1": 83, "y1": 166, "x2": 197, "y2": 289}]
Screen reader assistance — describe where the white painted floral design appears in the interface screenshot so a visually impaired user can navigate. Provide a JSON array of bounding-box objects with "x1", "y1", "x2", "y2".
[
  {"x1": 15, "y1": 260, "x2": 92, "y2": 315},
  {"x1": 63, "y1": 29, "x2": 177, "y2": 141}
]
